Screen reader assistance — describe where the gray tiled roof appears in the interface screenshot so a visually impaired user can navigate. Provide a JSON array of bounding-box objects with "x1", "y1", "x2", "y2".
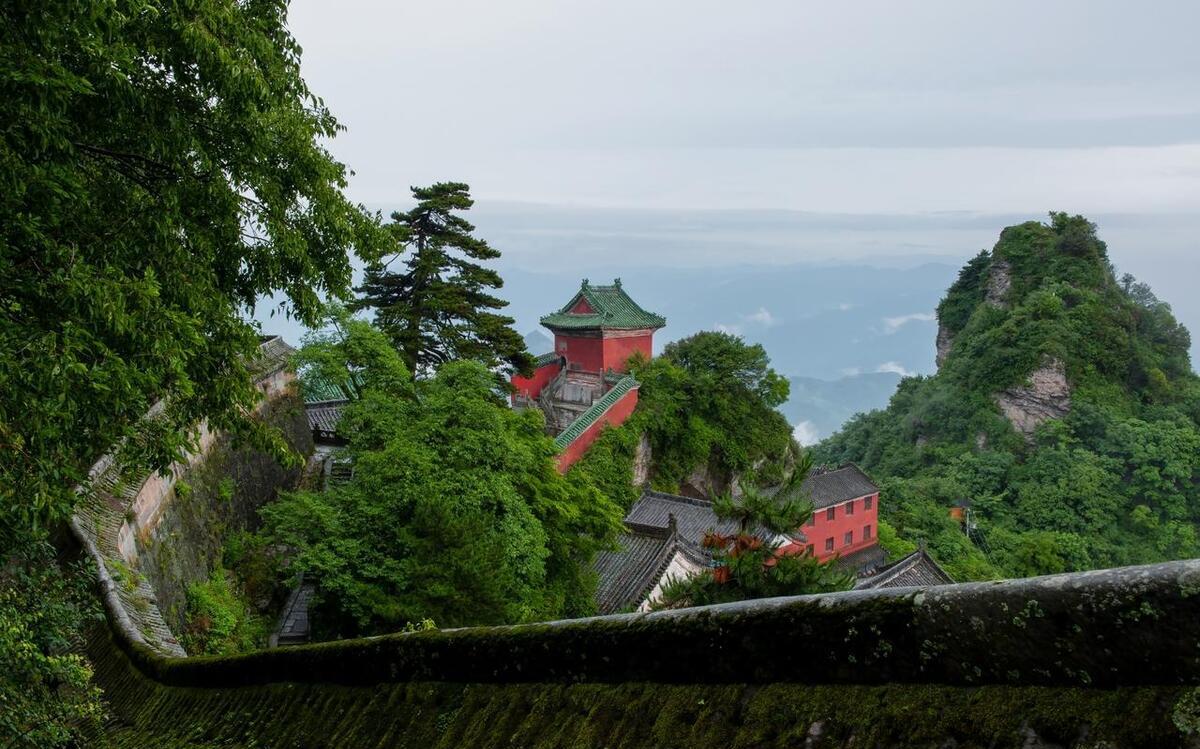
[
  {"x1": 306, "y1": 400, "x2": 348, "y2": 434},
  {"x1": 853, "y1": 549, "x2": 954, "y2": 590},
  {"x1": 801, "y1": 463, "x2": 879, "y2": 509},
  {"x1": 834, "y1": 544, "x2": 889, "y2": 576},
  {"x1": 626, "y1": 491, "x2": 742, "y2": 546},
  {"x1": 593, "y1": 521, "x2": 704, "y2": 615},
  {"x1": 626, "y1": 489, "x2": 798, "y2": 546},
  {"x1": 252, "y1": 335, "x2": 295, "y2": 377}
]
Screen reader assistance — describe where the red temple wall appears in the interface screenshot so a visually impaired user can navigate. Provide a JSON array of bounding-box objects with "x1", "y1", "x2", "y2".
[
  {"x1": 553, "y1": 333, "x2": 605, "y2": 372},
  {"x1": 601, "y1": 333, "x2": 654, "y2": 373},
  {"x1": 552, "y1": 331, "x2": 654, "y2": 374},
  {"x1": 511, "y1": 360, "x2": 562, "y2": 404},
  {"x1": 556, "y1": 387, "x2": 639, "y2": 472},
  {"x1": 800, "y1": 494, "x2": 880, "y2": 561}
]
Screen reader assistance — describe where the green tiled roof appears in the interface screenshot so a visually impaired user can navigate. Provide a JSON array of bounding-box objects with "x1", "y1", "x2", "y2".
[
  {"x1": 534, "y1": 351, "x2": 563, "y2": 368},
  {"x1": 540, "y1": 279, "x2": 666, "y2": 331},
  {"x1": 301, "y1": 372, "x2": 363, "y2": 403},
  {"x1": 554, "y1": 375, "x2": 639, "y2": 449}
]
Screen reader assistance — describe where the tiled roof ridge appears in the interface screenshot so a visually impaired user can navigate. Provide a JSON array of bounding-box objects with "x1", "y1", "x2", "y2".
[
  {"x1": 552, "y1": 374, "x2": 638, "y2": 449},
  {"x1": 533, "y1": 351, "x2": 563, "y2": 368},
  {"x1": 853, "y1": 548, "x2": 955, "y2": 589},
  {"x1": 623, "y1": 519, "x2": 674, "y2": 538},
  {"x1": 540, "y1": 278, "x2": 666, "y2": 331},
  {"x1": 640, "y1": 489, "x2": 717, "y2": 509}
]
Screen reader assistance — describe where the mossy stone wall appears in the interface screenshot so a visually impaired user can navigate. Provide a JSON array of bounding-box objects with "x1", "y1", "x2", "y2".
[
  {"x1": 88, "y1": 626, "x2": 1200, "y2": 748},
  {"x1": 137, "y1": 392, "x2": 312, "y2": 634}
]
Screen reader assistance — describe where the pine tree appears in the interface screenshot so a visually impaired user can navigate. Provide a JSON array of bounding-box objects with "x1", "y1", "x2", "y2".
[{"x1": 353, "y1": 183, "x2": 533, "y2": 376}]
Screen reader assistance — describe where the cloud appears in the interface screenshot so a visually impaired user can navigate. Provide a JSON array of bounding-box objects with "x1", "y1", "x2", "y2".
[
  {"x1": 746, "y1": 307, "x2": 776, "y2": 326},
  {"x1": 793, "y1": 420, "x2": 821, "y2": 446},
  {"x1": 875, "y1": 361, "x2": 916, "y2": 377},
  {"x1": 714, "y1": 323, "x2": 742, "y2": 335},
  {"x1": 881, "y1": 312, "x2": 935, "y2": 334},
  {"x1": 838, "y1": 303, "x2": 855, "y2": 311}
]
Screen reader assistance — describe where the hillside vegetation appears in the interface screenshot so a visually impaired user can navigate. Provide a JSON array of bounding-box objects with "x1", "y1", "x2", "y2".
[
  {"x1": 570, "y1": 331, "x2": 798, "y2": 507},
  {"x1": 815, "y1": 214, "x2": 1200, "y2": 580}
]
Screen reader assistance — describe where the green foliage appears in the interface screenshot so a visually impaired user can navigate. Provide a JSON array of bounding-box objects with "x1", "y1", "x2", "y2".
[
  {"x1": 181, "y1": 567, "x2": 269, "y2": 656},
  {"x1": 353, "y1": 183, "x2": 533, "y2": 378},
  {"x1": 936, "y1": 250, "x2": 992, "y2": 336},
  {"x1": 0, "y1": 0, "x2": 386, "y2": 532},
  {"x1": 654, "y1": 459, "x2": 852, "y2": 608},
  {"x1": 0, "y1": 537, "x2": 104, "y2": 747},
  {"x1": 262, "y1": 326, "x2": 621, "y2": 636},
  {"x1": 574, "y1": 333, "x2": 796, "y2": 499},
  {"x1": 221, "y1": 530, "x2": 284, "y2": 614},
  {"x1": 817, "y1": 214, "x2": 1200, "y2": 580}
]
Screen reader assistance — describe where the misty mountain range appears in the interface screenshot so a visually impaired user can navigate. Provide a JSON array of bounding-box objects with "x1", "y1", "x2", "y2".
[{"x1": 259, "y1": 203, "x2": 1200, "y2": 443}]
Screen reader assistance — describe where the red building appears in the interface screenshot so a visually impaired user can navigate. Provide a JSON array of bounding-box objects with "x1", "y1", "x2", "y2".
[
  {"x1": 793, "y1": 464, "x2": 881, "y2": 563},
  {"x1": 512, "y1": 278, "x2": 665, "y2": 472}
]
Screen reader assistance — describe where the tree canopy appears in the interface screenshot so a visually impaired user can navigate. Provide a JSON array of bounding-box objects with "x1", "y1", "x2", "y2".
[
  {"x1": 263, "y1": 321, "x2": 622, "y2": 635},
  {"x1": 353, "y1": 182, "x2": 533, "y2": 378},
  {"x1": 0, "y1": 0, "x2": 387, "y2": 533}
]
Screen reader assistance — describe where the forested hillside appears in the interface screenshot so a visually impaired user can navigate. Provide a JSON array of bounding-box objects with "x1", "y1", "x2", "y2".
[{"x1": 815, "y1": 214, "x2": 1200, "y2": 580}]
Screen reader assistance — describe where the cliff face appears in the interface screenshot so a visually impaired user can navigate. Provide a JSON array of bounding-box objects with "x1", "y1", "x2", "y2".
[
  {"x1": 994, "y1": 358, "x2": 1072, "y2": 440},
  {"x1": 984, "y1": 257, "x2": 1012, "y2": 307},
  {"x1": 935, "y1": 322, "x2": 954, "y2": 369}
]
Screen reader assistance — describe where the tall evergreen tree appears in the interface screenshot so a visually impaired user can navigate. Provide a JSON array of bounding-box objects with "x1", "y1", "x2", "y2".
[{"x1": 354, "y1": 183, "x2": 533, "y2": 376}]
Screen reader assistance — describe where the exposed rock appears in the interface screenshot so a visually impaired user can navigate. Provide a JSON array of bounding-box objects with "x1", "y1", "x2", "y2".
[
  {"x1": 994, "y1": 358, "x2": 1071, "y2": 440},
  {"x1": 679, "y1": 461, "x2": 730, "y2": 499},
  {"x1": 985, "y1": 258, "x2": 1012, "y2": 307},
  {"x1": 935, "y1": 322, "x2": 954, "y2": 369},
  {"x1": 975, "y1": 431, "x2": 989, "y2": 450},
  {"x1": 632, "y1": 432, "x2": 652, "y2": 487}
]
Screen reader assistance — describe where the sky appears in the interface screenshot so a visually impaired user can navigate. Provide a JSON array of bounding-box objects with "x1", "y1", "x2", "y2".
[
  {"x1": 274, "y1": 1, "x2": 1200, "y2": 365},
  {"x1": 289, "y1": 0, "x2": 1200, "y2": 217}
]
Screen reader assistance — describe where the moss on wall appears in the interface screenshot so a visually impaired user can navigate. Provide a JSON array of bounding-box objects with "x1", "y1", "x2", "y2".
[
  {"x1": 138, "y1": 392, "x2": 312, "y2": 635},
  {"x1": 87, "y1": 626, "x2": 1199, "y2": 748}
]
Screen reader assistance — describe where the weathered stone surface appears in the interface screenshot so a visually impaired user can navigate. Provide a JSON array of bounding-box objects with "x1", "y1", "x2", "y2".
[
  {"x1": 986, "y1": 258, "x2": 1013, "y2": 307},
  {"x1": 995, "y1": 358, "x2": 1072, "y2": 439},
  {"x1": 680, "y1": 460, "x2": 730, "y2": 499},
  {"x1": 632, "y1": 432, "x2": 652, "y2": 486},
  {"x1": 86, "y1": 558, "x2": 1200, "y2": 748},
  {"x1": 936, "y1": 321, "x2": 955, "y2": 368},
  {"x1": 139, "y1": 393, "x2": 311, "y2": 635}
]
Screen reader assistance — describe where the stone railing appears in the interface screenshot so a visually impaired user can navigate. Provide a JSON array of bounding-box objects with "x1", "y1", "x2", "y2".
[{"x1": 88, "y1": 559, "x2": 1200, "y2": 747}]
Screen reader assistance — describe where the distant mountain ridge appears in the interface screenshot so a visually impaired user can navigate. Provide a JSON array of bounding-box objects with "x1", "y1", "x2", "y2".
[{"x1": 781, "y1": 372, "x2": 902, "y2": 444}]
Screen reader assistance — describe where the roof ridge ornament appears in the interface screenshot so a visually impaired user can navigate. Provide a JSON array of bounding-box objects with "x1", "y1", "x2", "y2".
[
  {"x1": 581, "y1": 278, "x2": 589, "y2": 288},
  {"x1": 614, "y1": 277, "x2": 622, "y2": 288}
]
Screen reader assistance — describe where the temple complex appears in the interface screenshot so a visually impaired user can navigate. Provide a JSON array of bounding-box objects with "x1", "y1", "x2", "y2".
[
  {"x1": 593, "y1": 465, "x2": 951, "y2": 613},
  {"x1": 513, "y1": 278, "x2": 665, "y2": 470}
]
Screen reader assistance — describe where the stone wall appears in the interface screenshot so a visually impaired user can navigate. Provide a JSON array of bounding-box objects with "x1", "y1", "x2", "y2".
[
  {"x1": 137, "y1": 393, "x2": 312, "y2": 633},
  {"x1": 71, "y1": 343, "x2": 309, "y2": 656},
  {"x1": 87, "y1": 558, "x2": 1200, "y2": 747}
]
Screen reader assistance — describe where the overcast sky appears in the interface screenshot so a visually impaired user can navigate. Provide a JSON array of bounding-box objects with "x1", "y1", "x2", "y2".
[{"x1": 290, "y1": 0, "x2": 1200, "y2": 216}]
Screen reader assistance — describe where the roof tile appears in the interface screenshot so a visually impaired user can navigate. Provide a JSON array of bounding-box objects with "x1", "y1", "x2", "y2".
[{"x1": 541, "y1": 279, "x2": 666, "y2": 331}]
